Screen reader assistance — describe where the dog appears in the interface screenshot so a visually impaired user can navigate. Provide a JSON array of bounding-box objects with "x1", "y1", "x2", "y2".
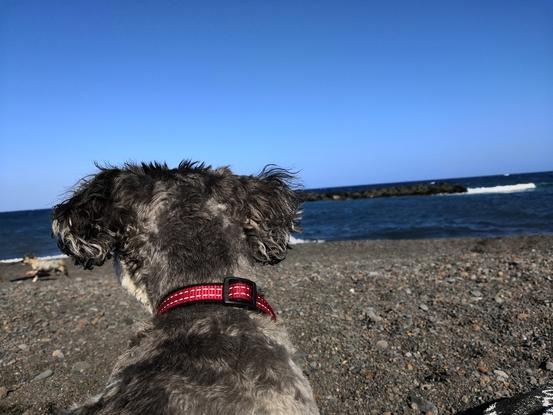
[
  {"x1": 22, "y1": 255, "x2": 68, "y2": 278},
  {"x1": 51, "y1": 161, "x2": 319, "y2": 414}
]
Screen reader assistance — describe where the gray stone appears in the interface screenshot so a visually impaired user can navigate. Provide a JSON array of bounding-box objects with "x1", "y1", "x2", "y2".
[
  {"x1": 0, "y1": 386, "x2": 7, "y2": 399},
  {"x1": 375, "y1": 340, "x2": 389, "y2": 351},
  {"x1": 419, "y1": 304, "x2": 429, "y2": 311},
  {"x1": 32, "y1": 369, "x2": 53, "y2": 381},
  {"x1": 410, "y1": 395, "x2": 438, "y2": 414},
  {"x1": 72, "y1": 361, "x2": 90, "y2": 373},
  {"x1": 546, "y1": 361, "x2": 553, "y2": 371},
  {"x1": 493, "y1": 369, "x2": 509, "y2": 379},
  {"x1": 366, "y1": 307, "x2": 383, "y2": 323}
]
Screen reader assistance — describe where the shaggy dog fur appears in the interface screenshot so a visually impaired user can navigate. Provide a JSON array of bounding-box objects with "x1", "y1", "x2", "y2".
[{"x1": 51, "y1": 161, "x2": 319, "y2": 415}]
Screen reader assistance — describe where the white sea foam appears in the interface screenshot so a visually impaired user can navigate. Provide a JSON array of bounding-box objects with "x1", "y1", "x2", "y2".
[
  {"x1": 289, "y1": 235, "x2": 325, "y2": 244},
  {"x1": 0, "y1": 254, "x2": 68, "y2": 264},
  {"x1": 466, "y1": 183, "x2": 536, "y2": 195}
]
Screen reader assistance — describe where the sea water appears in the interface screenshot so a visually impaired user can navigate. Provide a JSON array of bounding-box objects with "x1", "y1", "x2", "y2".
[{"x1": 1, "y1": 171, "x2": 552, "y2": 261}]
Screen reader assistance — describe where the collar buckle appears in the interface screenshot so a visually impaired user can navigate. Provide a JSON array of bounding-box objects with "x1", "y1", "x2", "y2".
[{"x1": 222, "y1": 276, "x2": 257, "y2": 310}]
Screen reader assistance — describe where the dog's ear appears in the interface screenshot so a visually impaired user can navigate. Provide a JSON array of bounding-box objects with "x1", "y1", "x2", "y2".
[
  {"x1": 52, "y1": 169, "x2": 122, "y2": 269},
  {"x1": 243, "y1": 166, "x2": 300, "y2": 265}
]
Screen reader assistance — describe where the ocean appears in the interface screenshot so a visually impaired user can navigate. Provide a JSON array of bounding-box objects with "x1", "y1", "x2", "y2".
[{"x1": 1, "y1": 171, "x2": 552, "y2": 261}]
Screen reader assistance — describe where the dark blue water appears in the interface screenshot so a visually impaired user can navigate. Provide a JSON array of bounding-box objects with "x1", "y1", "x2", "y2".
[
  {"x1": 299, "y1": 171, "x2": 553, "y2": 241},
  {"x1": 0, "y1": 209, "x2": 56, "y2": 260},
  {"x1": 1, "y1": 171, "x2": 552, "y2": 260}
]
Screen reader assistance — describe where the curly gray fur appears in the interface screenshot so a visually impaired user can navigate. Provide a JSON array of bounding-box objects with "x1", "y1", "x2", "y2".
[{"x1": 51, "y1": 161, "x2": 318, "y2": 415}]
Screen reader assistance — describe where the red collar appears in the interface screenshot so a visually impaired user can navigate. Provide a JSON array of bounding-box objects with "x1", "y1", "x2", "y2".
[{"x1": 156, "y1": 277, "x2": 277, "y2": 321}]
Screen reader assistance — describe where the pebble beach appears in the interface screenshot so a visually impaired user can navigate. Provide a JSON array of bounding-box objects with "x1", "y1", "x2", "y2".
[{"x1": 1, "y1": 235, "x2": 552, "y2": 414}]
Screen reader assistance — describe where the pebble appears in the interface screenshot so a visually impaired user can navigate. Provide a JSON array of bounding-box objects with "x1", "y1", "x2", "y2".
[
  {"x1": 52, "y1": 349, "x2": 65, "y2": 359},
  {"x1": 17, "y1": 344, "x2": 29, "y2": 351},
  {"x1": 409, "y1": 395, "x2": 438, "y2": 414},
  {"x1": 72, "y1": 361, "x2": 90, "y2": 373},
  {"x1": 480, "y1": 375, "x2": 491, "y2": 385},
  {"x1": 493, "y1": 369, "x2": 509, "y2": 379},
  {"x1": 32, "y1": 369, "x2": 53, "y2": 381},
  {"x1": 419, "y1": 304, "x2": 429, "y2": 311},
  {"x1": 546, "y1": 361, "x2": 553, "y2": 371},
  {"x1": 517, "y1": 313, "x2": 530, "y2": 321},
  {"x1": 0, "y1": 386, "x2": 7, "y2": 399},
  {"x1": 366, "y1": 307, "x2": 383, "y2": 323},
  {"x1": 375, "y1": 340, "x2": 389, "y2": 351},
  {"x1": 309, "y1": 361, "x2": 321, "y2": 370},
  {"x1": 477, "y1": 362, "x2": 488, "y2": 373}
]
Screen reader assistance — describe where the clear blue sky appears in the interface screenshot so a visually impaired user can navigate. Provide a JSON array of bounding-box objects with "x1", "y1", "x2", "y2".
[{"x1": 1, "y1": 1, "x2": 552, "y2": 212}]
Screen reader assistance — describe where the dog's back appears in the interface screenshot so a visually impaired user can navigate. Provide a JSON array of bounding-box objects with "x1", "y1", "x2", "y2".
[{"x1": 68, "y1": 307, "x2": 317, "y2": 415}]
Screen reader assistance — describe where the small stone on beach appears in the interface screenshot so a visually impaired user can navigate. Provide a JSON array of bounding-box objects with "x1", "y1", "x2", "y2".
[
  {"x1": 366, "y1": 307, "x2": 383, "y2": 323},
  {"x1": 493, "y1": 370, "x2": 509, "y2": 379},
  {"x1": 32, "y1": 369, "x2": 53, "y2": 382},
  {"x1": 375, "y1": 340, "x2": 389, "y2": 351},
  {"x1": 409, "y1": 395, "x2": 438, "y2": 415},
  {"x1": 72, "y1": 361, "x2": 90, "y2": 373},
  {"x1": 477, "y1": 362, "x2": 488, "y2": 373},
  {"x1": 52, "y1": 349, "x2": 64, "y2": 359}
]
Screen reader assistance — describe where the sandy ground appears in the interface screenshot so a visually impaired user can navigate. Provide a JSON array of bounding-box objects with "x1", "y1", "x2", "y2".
[{"x1": 1, "y1": 235, "x2": 552, "y2": 414}]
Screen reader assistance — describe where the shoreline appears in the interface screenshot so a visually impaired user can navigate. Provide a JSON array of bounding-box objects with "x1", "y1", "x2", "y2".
[
  {"x1": 1, "y1": 235, "x2": 552, "y2": 414},
  {"x1": 4, "y1": 231, "x2": 553, "y2": 263}
]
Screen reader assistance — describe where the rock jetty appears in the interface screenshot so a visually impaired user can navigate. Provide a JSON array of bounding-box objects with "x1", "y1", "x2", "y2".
[{"x1": 300, "y1": 182, "x2": 467, "y2": 201}]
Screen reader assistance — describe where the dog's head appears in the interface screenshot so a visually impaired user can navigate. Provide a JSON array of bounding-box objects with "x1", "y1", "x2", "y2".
[
  {"x1": 21, "y1": 255, "x2": 36, "y2": 265},
  {"x1": 52, "y1": 161, "x2": 300, "y2": 307}
]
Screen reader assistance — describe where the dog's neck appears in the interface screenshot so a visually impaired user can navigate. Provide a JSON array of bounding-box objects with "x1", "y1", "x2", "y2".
[
  {"x1": 114, "y1": 253, "x2": 256, "y2": 314},
  {"x1": 155, "y1": 276, "x2": 277, "y2": 320}
]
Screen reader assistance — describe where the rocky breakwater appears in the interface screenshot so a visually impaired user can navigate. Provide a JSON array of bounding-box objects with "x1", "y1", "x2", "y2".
[{"x1": 300, "y1": 182, "x2": 467, "y2": 202}]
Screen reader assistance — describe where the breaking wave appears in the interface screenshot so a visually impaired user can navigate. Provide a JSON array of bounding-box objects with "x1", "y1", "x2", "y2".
[
  {"x1": 289, "y1": 235, "x2": 325, "y2": 244},
  {"x1": 466, "y1": 183, "x2": 536, "y2": 195}
]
